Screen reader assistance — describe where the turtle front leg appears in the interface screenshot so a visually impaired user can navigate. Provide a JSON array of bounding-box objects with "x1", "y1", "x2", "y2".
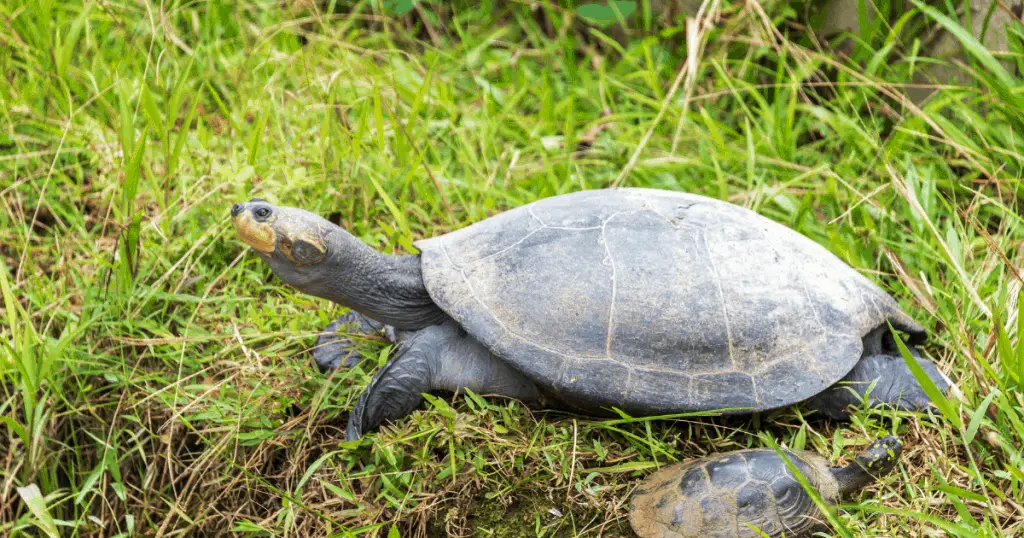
[
  {"x1": 345, "y1": 320, "x2": 541, "y2": 441},
  {"x1": 804, "y1": 345, "x2": 953, "y2": 420},
  {"x1": 312, "y1": 311, "x2": 396, "y2": 372}
]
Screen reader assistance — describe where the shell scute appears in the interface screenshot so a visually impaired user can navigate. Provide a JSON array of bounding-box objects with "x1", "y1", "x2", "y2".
[
  {"x1": 697, "y1": 491, "x2": 737, "y2": 534},
  {"x1": 704, "y1": 455, "x2": 751, "y2": 489},
  {"x1": 735, "y1": 481, "x2": 776, "y2": 535}
]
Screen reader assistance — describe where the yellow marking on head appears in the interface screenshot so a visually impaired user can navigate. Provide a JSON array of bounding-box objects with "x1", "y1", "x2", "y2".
[{"x1": 232, "y1": 213, "x2": 276, "y2": 254}]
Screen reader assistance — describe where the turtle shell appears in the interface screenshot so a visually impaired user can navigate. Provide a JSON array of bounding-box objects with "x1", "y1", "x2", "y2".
[
  {"x1": 628, "y1": 449, "x2": 840, "y2": 538},
  {"x1": 415, "y1": 188, "x2": 924, "y2": 414}
]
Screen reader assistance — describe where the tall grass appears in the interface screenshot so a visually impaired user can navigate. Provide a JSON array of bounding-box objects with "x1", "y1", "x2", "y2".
[{"x1": 1, "y1": 0, "x2": 1023, "y2": 536}]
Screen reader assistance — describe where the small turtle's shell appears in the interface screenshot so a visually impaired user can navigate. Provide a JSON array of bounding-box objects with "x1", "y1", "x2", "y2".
[
  {"x1": 629, "y1": 449, "x2": 840, "y2": 538},
  {"x1": 415, "y1": 188, "x2": 923, "y2": 414}
]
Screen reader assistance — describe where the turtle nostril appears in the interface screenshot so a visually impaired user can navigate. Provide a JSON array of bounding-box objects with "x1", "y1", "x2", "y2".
[{"x1": 231, "y1": 203, "x2": 245, "y2": 217}]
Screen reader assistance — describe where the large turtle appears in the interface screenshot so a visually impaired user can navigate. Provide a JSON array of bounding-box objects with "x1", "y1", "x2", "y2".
[
  {"x1": 629, "y1": 436, "x2": 904, "y2": 538},
  {"x1": 229, "y1": 188, "x2": 952, "y2": 439}
]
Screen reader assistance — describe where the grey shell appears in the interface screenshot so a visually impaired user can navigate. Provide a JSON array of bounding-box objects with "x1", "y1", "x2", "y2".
[
  {"x1": 415, "y1": 188, "x2": 923, "y2": 414},
  {"x1": 628, "y1": 449, "x2": 839, "y2": 538}
]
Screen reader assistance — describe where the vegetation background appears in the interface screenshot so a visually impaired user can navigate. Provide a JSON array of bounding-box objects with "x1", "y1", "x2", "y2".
[{"x1": 3, "y1": 0, "x2": 1024, "y2": 536}]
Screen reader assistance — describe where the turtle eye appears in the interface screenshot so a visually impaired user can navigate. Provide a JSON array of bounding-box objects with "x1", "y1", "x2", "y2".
[{"x1": 253, "y1": 206, "x2": 272, "y2": 221}]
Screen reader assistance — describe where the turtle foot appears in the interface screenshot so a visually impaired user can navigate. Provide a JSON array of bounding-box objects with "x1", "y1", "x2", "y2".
[
  {"x1": 345, "y1": 330, "x2": 437, "y2": 440},
  {"x1": 312, "y1": 311, "x2": 388, "y2": 372},
  {"x1": 806, "y1": 349, "x2": 952, "y2": 420}
]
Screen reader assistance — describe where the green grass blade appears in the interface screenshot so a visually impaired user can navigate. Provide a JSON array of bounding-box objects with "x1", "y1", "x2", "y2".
[
  {"x1": 0, "y1": 259, "x2": 17, "y2": 357},
  {"x1": 1016, "y1": 288, "x2": 1024, "y2": 385},
  {"x1": 56, "y1": 2, "x2": 92, "y2": 78},
  {"x1": 365, "y1": 169, "x2": 413, "y2": 245},
  {"x1": 373, "y1": 82, "x2": 387, "y2": 154},
  {"x1": 838, "y1": 504, "x2": 979, "y2": 535},
  {"x1": 965, "y1": 390, "x2": 998, "y2": 444},
  {"x1": 890, "y1": 322, "x2": 962, "y2": 429},
  {"x1": 123, "y1": 126, "x2": 149, "y2": 218},
  {"x1": 140, "y1": 85, "x2": 166, "y2": 149},
  {"x1": 169, "y1": 95, "x2": 200, "y2": 180},
  {"x1": 16, "y1": 484, "x2": 59, "y2": 538},
  {"x1": 246, "y1": 113, "x2": 270, "y2": 167},
  {"x1": 765, "y1": 436, "x2": 853, "y2": 538},
  {"x1": 995, "y1": 308, "x2": 1019, "y2": 387}
]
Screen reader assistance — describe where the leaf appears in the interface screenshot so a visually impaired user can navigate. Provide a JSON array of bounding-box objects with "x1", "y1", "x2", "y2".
[
  {"x1": 57, "y1": 2, "x2": 92, "y2": 78},
  {"x1": 296, "y1": 451, "x2": 335, "y2": 492},
  {"x1": 995, "y1": 308, "x2": 1019, "y2": 386},
  {"x1": 168, "y1": 56, "x2": 196, "y2": 121},
  {"x1": 583, "y1": 460, "x2": 660, "y2": 473},
  {"x1": 372, "y1": 82, "x2": 386, "y2": 153},
  {"x1": 140, "y1": 85, "x2": 165, "y2": 147},
  {"x1": 125, "y1": 212, "x2": 142, "y2": 274},
  {"x1": 123, "y1": 126, "x2": 149, "y2": 218},
  {"x1": 322, "y1": 482, "x2": 357, "y2": 503},
  {"x1": 235, "y1": 165, "x2": 256, "y2": 185},
  {"x1": 890, "y1": 322, "x2": 962, "y2": 429},
  {"x1": 422, "y1": 393, "x2": 456, "y2": 419},
  {"x1": 74, "y1": 463, "x2": 106, "y2": 506},
  {"x1": 0, "y1": 411, "x2": 28, "y2": 447},
  {"x1": 576, "y1": 1, "x2": 637, "y2": 26},
  {"x1": 1016, "y1": 288, "x2": 1024, "y2": 385},
  {"x1": 965, "y1": 390, "x2": 997, "y2": 444},
  {"x1": 837, "y1": 504, "x2": 977, "y2": 535},
  {"x1": 246, "y1": 113, "x2": 270, "y2": 166},
  {"x1": 792, "y1": 423, "x2": 807, "y2": 451},
  {"x1": 104, "y1": 445, "x2": 126, "y2": 501},
  {"x1": 935, "y1": 484, "x2": 988, "y2": 503},
  {"x1": 204, "y1": 81, "x2": 241, "y2": 135},
  {"x1": 365, "y1": 170, "x2": 413, "y2": 242},
  {"x1": 16, "y1": 484, "x2": 59, "y2": 538},
  {"x1": 236, "y1": 429, "x2": 276, "y2": 444},
  {"x1": 168, "y1": 96, "x2": 200, "y2": 178},
  {"x1": 118, "y1": 84, "x2": 135, "y2": 164},
  {"x1": 461, "y1": 387, "x2": 489, "y2": 411},
  {"x1": 0, "y1": 259, "x2": 18, "y2": 354},
  {"x1": 384, "y1": 0, "x2": 417, "y2": 16}
]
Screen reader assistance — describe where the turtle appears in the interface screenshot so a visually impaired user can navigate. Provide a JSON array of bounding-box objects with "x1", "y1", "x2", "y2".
[
  {"x1": 229, "y1": 187, "x2": 952, "y2": 440},
  {"x1": 628, "y1": 435, "x2": 904, "y2": 538}
]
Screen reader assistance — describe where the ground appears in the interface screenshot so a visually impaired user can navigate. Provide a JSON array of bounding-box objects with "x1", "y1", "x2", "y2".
[{"x1": 2, "y1": 1, "x2": 1024, "y2": 537}]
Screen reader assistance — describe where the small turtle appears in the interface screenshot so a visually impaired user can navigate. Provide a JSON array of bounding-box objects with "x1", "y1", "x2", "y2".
[
  {"x1": 628, "y1": 435, "x2": 904, "y2": 538},
  {"x1": 229, "y1": 188, "x2": 952, "y2": 440}
]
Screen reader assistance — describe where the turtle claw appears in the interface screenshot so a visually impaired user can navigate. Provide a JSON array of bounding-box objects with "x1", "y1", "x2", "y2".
[{"x1": 312, "y1": 312, "x2": 387, "y2": 372}]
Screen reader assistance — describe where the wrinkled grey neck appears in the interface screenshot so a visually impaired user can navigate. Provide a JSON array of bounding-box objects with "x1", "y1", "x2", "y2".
[
  {"x1": 301, "y1": 230, "x2": 447, "y2": 330},
  {"x1": 832, "y1": 461, "x2": 882, "y2": 494}
]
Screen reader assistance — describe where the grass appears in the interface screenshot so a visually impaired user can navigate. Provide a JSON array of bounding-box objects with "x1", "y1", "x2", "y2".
[{"x1": 2, "y1": 0, "x2": 1024, "y2": 536}]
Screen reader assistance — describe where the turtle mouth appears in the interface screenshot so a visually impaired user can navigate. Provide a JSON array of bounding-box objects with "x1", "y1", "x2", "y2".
[{"x1": 232, "y1": 210, "x2": 277, "y2": 254}]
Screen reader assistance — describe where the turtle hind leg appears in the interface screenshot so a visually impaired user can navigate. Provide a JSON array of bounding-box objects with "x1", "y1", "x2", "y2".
[
  {"x1": 312, "y1": 311, "x2": 392, "y2": 372},
  {"x1": 345, "y1": 320, "x2": 541, "y2": 441},
  {"x1": 804, "y1": 346, "x2": 953, "y2": 420}
]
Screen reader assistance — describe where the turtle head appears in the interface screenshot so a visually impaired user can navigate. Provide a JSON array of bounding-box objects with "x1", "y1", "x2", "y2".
[
  {"x1": 230, "y1": 198, "x2": 444, "y2": 330},
  {"x1": 855, "y1": 435, "x2": 903, "y2": 476},
  {"x1": 833, "y1": 434, "x2": 904, "y2": 494},
  {"x1": 231, "y1": 198, "x2": 337, "y2": 289}
]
